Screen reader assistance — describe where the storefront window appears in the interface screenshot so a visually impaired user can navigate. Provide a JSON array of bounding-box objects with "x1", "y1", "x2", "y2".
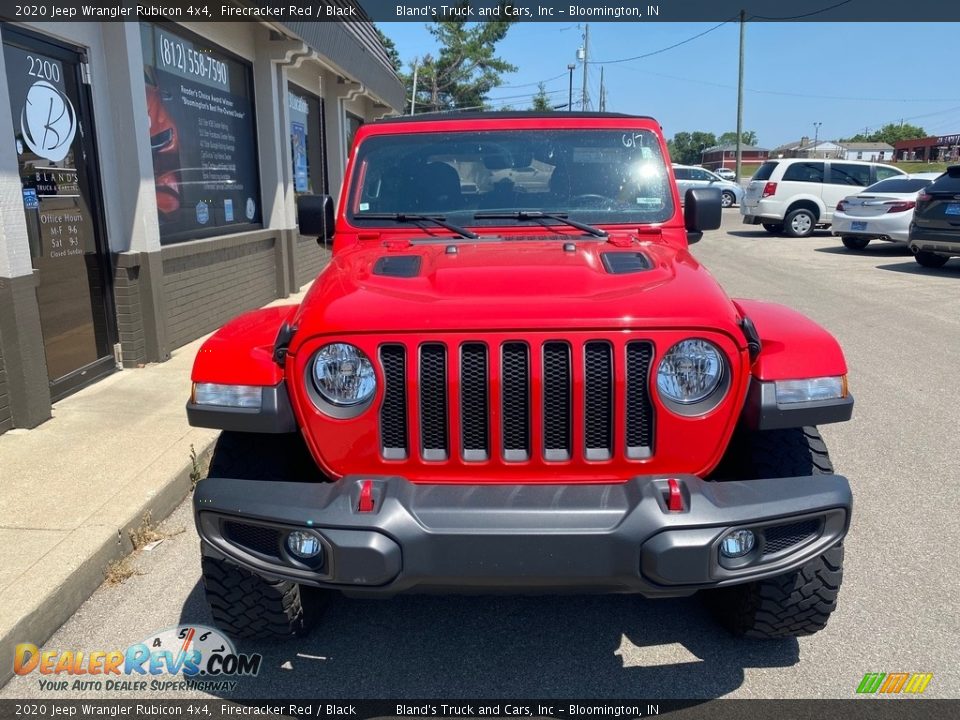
[
  {"x1": 345, "y1": 112, "x2": 364, "y2": 155},
  {"x1": 140, "y1": 23, "x2": 261, "y2": 244},
  {"x1": 287, "y1": 87, "x2": 327, "y2": 196}
]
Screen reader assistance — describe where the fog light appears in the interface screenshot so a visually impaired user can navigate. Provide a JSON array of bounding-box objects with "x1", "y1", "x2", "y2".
[
  {"x1": 720, "y1": 529, "x2": 756, "y2": 558},
  {"x1": 286, "y1": 531, "x2": 323, "y2": 560}
]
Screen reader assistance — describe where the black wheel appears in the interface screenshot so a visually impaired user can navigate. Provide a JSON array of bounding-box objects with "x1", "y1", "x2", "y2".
[
  {"x1": 721, "y1": 191, "x2": 736, "y2": 209},
  {"x1": 705, "y1": 427, "x2": 843, "y2": 638},
  {"x1": 202, "y1": 432, "x2": 330, "y2": 639},
  {"x1": 914, "y1": 250, "x2": 949, "y2": 268},
  {"x1": 784, "y1": 208, "x2": 817, "y2": 238},
  {"x1": 201, "y1": 556, "x2": 327, "y2": 639},
  {"x1": 761, "y1": 222, "x2": 783, "y2": 234},
  {"x1": 841, "y1": 235, "x2": 870, "y2": 250}
]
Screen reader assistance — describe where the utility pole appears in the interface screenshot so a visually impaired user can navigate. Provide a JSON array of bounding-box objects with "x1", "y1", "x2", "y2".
[
  {"x1": 581, "y1": 24, "x2": 590, "y2": 111},
  {"x1": 410, "y1": 60, "x2": 419, "y2": 115},
  {"x1": 735, "y1": 9, "x2": 745, "y2": 181},
  {"x1": 567, "y1": 63, "x2": 575, "y2": 111},
  {"x1": 599, "y1": 67, "x2": 606, "y2": 112},
  {"x1": 813, "y1": 121, "x2": 822, "y2": 157}
]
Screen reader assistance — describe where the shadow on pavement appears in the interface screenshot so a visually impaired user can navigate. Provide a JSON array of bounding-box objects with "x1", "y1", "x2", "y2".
[
  {"x1": 813, "y1": 245, "x2": 911, "y2": 257},
  {"x1": 179, "y1": 580, "x2": 799, "y2": 700},
  {"x1": 724, "y1": 230, "x2": 831, "y2": 239},
  {"x1": 875, "y1": 261, "x2": 960, "y2": 276}
]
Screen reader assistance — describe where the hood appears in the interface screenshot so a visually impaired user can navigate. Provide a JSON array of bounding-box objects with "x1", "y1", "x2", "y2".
[{"x1": 290, "y1": 231, "x2": 743, "y2": 345}]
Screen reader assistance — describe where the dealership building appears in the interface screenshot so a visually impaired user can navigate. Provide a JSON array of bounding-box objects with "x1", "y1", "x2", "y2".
[{"x1": 0, "y1": 14, "x2": 404, "y2": 435}]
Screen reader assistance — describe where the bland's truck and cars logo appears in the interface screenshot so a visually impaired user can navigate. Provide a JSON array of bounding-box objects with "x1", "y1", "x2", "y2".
[{"x1": 12, "y1": 625, "x2": 261, "y2": 693}]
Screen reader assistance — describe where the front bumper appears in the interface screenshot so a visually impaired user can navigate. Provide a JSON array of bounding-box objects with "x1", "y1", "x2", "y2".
[{"x1": 194, "y1": 473, "x2": 851, "y2": 597}]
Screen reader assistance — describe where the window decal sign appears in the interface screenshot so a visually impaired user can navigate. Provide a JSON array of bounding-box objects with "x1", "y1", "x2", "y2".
[
  {"x1": 141, "y1": 23, "x2": 261, "y2": 243},
  {"x1": 21, "y1": 79, "x2": 76, "y2": 162}
]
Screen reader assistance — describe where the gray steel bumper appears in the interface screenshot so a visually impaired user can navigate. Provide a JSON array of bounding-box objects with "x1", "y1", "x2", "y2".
[{"x1": 194, "y1": 474, "x2": 851, "y2": 597}]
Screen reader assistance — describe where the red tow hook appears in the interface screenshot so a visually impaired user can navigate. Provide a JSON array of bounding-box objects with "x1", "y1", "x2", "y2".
[
  {"x1": 666, "y1": 478, "x2": 684, "y2": 512},
  {"x1": 358, "y1": 479, "x2": 375, "y2": 513}
]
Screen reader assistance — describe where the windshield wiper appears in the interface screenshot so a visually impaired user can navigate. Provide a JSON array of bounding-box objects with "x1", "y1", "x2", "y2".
[
  {"x1": 473, "y1": 211, "x2": 607, "y2": 238},
  {"x1": 355, "y1": 212, "x2": 478, "y2": 239}
]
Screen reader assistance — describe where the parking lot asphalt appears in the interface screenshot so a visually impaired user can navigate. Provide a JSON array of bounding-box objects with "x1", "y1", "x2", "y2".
[{"x1": 2, "y1": 210, "x2": 958, "y2": 701}]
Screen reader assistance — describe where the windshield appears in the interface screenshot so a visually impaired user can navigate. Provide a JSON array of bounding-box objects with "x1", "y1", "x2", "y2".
[{"x1": 347, "y1": 129, "x2": 674, "y2": 228}]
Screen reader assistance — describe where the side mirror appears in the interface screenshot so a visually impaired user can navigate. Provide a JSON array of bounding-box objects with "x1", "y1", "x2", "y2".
[
  {"x1": 297, "y1": 194, "x2": 335, "y2": 244},
  {"x1": 684, "y1": 187, "x2": 722, "y2": 244}
]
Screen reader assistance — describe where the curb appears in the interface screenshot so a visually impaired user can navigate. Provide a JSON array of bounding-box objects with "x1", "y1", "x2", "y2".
[{"x1": 0, "y1": 438, "x2": 217, "y2": 688}]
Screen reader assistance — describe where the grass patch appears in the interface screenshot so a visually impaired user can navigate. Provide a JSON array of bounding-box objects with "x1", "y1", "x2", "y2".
[
  {"x1": 105, "y1": 557, "x2": 141, "y2": 585},
  {"x1": 891, "y1": 161, "x2": 951, "y2": 173},
  {"x1": 129, "y1": 511, "x2": 165, "y2": 550},
  {"x1": 189, "y1": 443, "x2": 211, "y2": 489},
  {"x1": 105, "y1": 512, "x2": 186, "y2": 585}
]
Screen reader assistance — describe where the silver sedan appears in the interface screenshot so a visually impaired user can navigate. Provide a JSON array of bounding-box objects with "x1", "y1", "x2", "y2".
[
  {"x1": 673, "y1": 164, "x2": 745, "y2": 208},
  {"x1": 832, "y1": 172, "x2": 942, "y2": 250}
]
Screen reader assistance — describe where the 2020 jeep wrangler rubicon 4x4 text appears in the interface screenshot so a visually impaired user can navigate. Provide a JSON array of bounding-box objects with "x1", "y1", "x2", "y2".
[{"x1": 187, "y1": 113, "x2": 853, "y2": 640}]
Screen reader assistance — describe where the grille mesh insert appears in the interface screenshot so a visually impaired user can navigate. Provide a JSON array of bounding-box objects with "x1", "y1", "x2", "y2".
[
  {"x1": 583, "y1": 342, "x2": 613, "y2": 459},
  {"x1": 501, "y1": 343, "x2": 530, "y2": 460},
  {"x1": 542, "y1": 342, "x2": 572, "y2": 460},
  {"x1": 625, "y1": 342, "x2": 655, "y2": 458},
  {"x1": 460, "y1": 343, "x2": 489, "y2": 460},
  {"x1": 419, "y1": 344, "x2": 448, "y2": 459},
  {"x1": 763, "y1": 519, "x2": 821, "y2": 555},
  {"x1": 379, "y1": 345, "x2": 408, "y2": 458},
  {"x1": 224, "y1": 522, "x2": 281, "y2": 558}
]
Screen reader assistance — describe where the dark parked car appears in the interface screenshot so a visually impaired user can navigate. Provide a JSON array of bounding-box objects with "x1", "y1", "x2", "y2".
[{"x1": 909, "y1": 165, "x2": 960, "y2": 268}]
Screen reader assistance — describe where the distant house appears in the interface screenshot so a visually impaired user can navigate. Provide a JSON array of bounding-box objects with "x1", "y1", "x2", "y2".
[
  {"x1": 772, "y1": 137, "x2": 844, "y2": 159},
  {"x1": 700, "y1": 144, "x2": 769, "y2": 169},
  {"x1": 894, "y1": 133, "x2": 960, "y2": 163},
  {"x1": 838, "y1": 142, "x2": 894, "y2": 161}
]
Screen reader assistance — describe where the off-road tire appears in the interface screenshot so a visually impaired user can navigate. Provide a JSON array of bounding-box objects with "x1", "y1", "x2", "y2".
[
  {"x1": 705, "y1": 426, "x2": 843, "y2": 638},
  {"x1": 710, "y1": 544, "x2": 844, "y2": 638},
  {"x1": 761, "y1": 222, "x2": 783, "y2": 234},
  {"x1": 914, "y1": 250, "x2": 949, "y2": 269},
  {"x1": 784, "y1": 208, "x2": 817, "y2": 238},
  {"x1": 201, "y1": 556, "x2": 326, "y2": 639},
  {"x1": 841, "y1": 235, "x2": 870, "y2": 250}
]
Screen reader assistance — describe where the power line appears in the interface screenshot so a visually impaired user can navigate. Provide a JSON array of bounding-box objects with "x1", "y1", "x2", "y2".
[
  {"x1": 587, "y1": 18, "x2": 735, "y2": 65},
  {"x1": 748, "y1": 0, "x2": 854, "y2": 21},
  {"x1": 496, "y1": 71, "x2": 568, "y2": 90}
]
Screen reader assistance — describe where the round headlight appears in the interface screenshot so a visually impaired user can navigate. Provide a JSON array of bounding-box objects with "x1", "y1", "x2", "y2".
[
  {"x1": 657, "y1": 339, "x2": 724, "y2": 404},
  {"x1": 311, "y1": 343, "x2": 376, "y2": 406}
]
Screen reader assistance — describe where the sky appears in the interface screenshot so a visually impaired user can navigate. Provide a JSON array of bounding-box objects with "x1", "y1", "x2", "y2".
[{"x1": 377, "y1": 21, "x2": 960, "y2": 148}]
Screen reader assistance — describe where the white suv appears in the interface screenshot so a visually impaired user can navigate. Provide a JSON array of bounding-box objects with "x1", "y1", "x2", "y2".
[{"x1": 741, "y1": 159, "x2": 905, "y2": 237}]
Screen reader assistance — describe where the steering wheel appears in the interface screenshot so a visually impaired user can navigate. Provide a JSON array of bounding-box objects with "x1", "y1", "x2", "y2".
[{"x1": 572, "y1": 193, "x2": 617, "y2": 207}]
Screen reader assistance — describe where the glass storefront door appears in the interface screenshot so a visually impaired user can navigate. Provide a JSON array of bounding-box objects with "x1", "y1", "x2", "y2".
[{"x1": 3, "y1": 27, "x2": 116, "y2": 399}]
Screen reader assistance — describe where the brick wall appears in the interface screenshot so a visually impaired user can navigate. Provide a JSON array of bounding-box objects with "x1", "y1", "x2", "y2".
[
  {"x1": 295, "y1": 235, "x2": 331, "y2": 288},
  {"x1": 161, "y1": 232, "x2": 280, "y2": 348},
  {"x1": 0, "y1": 334, "x2": 10, "y2": 435},
  {"x1": 113, "y1": 262, "x2": 146, "y2": 367}
]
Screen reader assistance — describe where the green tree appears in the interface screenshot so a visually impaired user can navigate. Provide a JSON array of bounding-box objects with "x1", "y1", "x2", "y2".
[
  {"x1": 718, "y1": 130, "x2": 758, "y2": 146},
  {"x1": 668, "y1": 131, "x2": 718, "y2": 165},
  {"x1": 376, "y1": 26, "x2": 402, "y2": 74},
  {"x1": 531, "y1": 82, "x2": 552, "y2": 112},
  {"x1": 842, "y1": 122, "x2": 927, "y2": 145},
  {"x1": 403, "y1": 14, "x2": 517, "y2": 113}
]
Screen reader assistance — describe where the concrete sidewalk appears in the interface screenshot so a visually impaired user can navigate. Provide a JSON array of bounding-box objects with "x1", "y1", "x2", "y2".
[{"x1": 0, "y1": 287, "x2": 308, "y2": 687}]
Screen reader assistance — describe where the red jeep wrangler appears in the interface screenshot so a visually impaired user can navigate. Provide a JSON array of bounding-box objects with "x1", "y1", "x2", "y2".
[{"x1": 188, "y1": 113, "x2": 853, "y2": 640}]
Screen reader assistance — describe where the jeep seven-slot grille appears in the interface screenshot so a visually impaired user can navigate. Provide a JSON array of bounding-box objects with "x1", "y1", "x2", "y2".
[{"x1": 378, "y1": 340, "x2": 655, "y2": 463}]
